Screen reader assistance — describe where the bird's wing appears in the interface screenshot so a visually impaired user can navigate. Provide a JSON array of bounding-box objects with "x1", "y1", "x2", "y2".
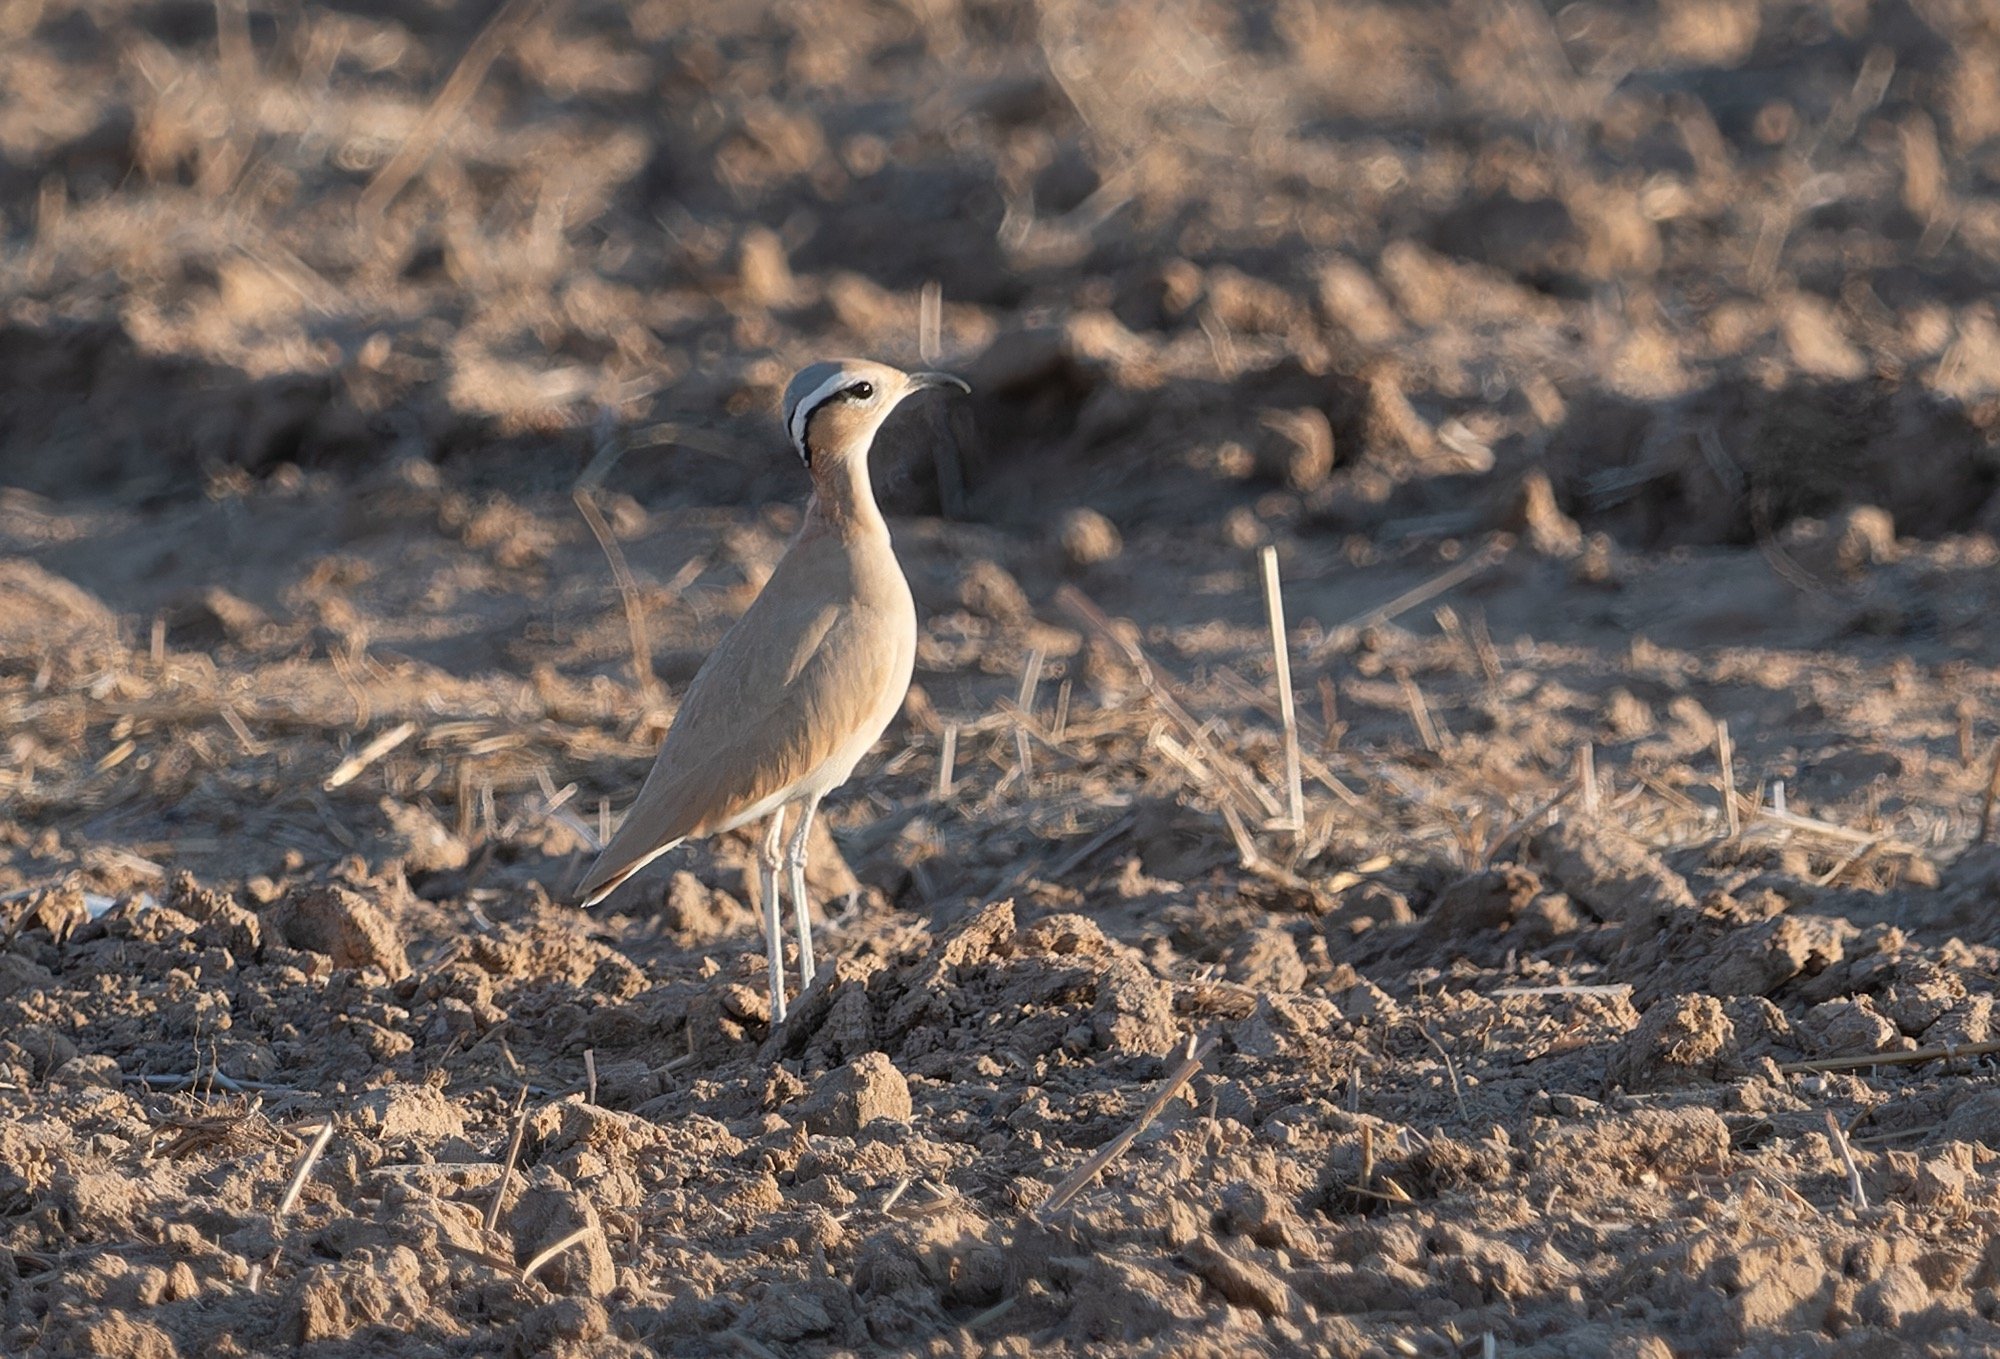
[{"x1": 577, "y1": 538, "x2": 904, "y2": 902}]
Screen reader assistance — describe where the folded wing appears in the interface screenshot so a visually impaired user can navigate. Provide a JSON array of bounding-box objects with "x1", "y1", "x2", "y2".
[{"x1": 576, "y1": 541, "x2": 899, "y2": 903}]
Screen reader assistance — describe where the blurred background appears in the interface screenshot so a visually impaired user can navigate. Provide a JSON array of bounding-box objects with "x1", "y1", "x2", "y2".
[{"x1": 3, "y1": 0, "x2": 1997, "y2": 539}]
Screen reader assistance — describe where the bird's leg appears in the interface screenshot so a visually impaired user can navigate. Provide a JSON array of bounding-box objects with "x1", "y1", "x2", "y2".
[
  {"x1": 785, "y1": 794, "x2": 823, "y2": 994},
  {"x1": 761, "y1": 809, "x2": 788, "y2": 1024}
]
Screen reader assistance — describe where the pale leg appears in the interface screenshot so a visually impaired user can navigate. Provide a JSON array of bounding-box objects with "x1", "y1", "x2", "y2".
[
  {"x1": 785, "y1": 794, "x2": 823, "y2": 993},
  {"x1": 760, "y1": 809, "x2": 788, "y2": 1023}
]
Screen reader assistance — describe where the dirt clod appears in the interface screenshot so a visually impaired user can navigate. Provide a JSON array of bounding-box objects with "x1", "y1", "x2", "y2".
[
  {"x1": 801, "y1": 1052, "x2": 913, "y2": 1135},
  {"x1": 1613, "y1": 993, "x2": 1736, "y2": 1089},
  {"x1": 510, "y1": 1178, "x2": 616, "y2": 1298},
  {"x1": 1798, "y1": 997, "x2": 1906, "y2": 1058},
  {"x1": 268, "y1": 884, "x2": 410, "y2": 980},
  {"x1": 1182, "y1": 1238, "x2": 1294, "y2": 1317}
]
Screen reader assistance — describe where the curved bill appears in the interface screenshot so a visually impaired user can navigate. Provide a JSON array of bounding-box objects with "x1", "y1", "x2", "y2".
[{"x1": 908, "y1": 371, "x2": 971, "y2": 394}]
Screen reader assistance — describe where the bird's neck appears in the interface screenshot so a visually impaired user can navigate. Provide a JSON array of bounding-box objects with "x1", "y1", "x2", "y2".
[{"x1": 803, "y1": 454, "x2": 887, "y2": 540}]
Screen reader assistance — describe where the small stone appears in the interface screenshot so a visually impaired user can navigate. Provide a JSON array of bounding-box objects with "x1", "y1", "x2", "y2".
[
  {"x1": 1315, "y1": 255, "x2": 1404, "y2": 345},
  {"x1": 0, "y1": 559, "x2": 121, "y2": 683},
  {"x1": 165, "y1": 586, "x2": 273, "y2": 649},
  {"x1": 1706, "y1": 917, "x2": 1819, "y2": 997},
  {"x1": 1603, "y1": 688, "x2": 1655, "y2": 740},
  {"x1": 10, "y1": 1024, "x2": 79, "y2": 1078},
  {"x1": 286, "y1": 1246, "x2": 429, "y2": 1343},
  {"x1": 59, "y1": 1317, "x2": 179, "y2": 1359},
  {"x1": 801, "y1": 1052, "x2": 912, "y2": 1135},
  {"x1": 1607, "y1": 1337, "x2": 1674, "y2": 1359},
  {"x1": 1945, "y1": 1089, "x2": 2000, "y2": 1150},
  {"x1": 1831, "y1": 506, "x2": 1898, "y2": 574},
  {"x1": 1056, "y1": 507, "x2": 1123, "y2": 568},
  {"x1": 1222, "y1": 505, "x2": 1267, "y2": 550},
  {"x1": 51, "y1": 1054, "x2": 122, "y2": 1088},
  {"x1": 1335, "y1": 979, "x2": 1398, "y2": 1025}
]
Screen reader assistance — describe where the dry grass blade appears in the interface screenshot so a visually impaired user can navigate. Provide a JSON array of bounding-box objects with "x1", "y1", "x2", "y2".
[
  {"x1": 1576, "y1": 743, "x2": 1598, "y2": 817},
  {"x1": 574, "y1": 486, "x2": 660, "y2": 706},
  {"x1": 1813, "y1": 838, "x2": 1884, "y2": 888},
  {"x1": 219, "y1": 705, "x2": 265, "y2": 756},
  {"x1": 520, "y1": 1224, "x2": 597, "y2": 1284},
  {"x1": 484, "y1": 1088, "x2": 531, "y2": 1233},
  {"x1": 878, "y1": 1175, "x2": 915, "y2": 1215},
  {"x1": 1749, "y1": 805, "x2": 1914, "y2": 852},
  {"x1": 323, "y1": 720, "x2": 416, "y2": 791},
  {"x1": 1419, "y1": 1024, "x2": 1468, "y2": 1121},
  {"x1": 124, "y1": 1071, "x2": 296, "y2": 1092},
  {"x1": 1778, "y1": 1038, "x2": 2000, "y2": 1074},
  {"x1": 1013, "y1": 648, "x2": 1043, "y2": 785},
  {"x1": 963, "y1": 1297, "x2": 1016, "y2": 1330},
  {"x1": 918, "y1": 278, "x2": 943, "y2": 364},
  {"x1": 1035, "y1": 1036, "x2": 1211, "y2": 1223},
  {"x1": 1481, "y1": 773, "x2": 1579, "y2": 864},
  {"x1": 358, "y1": 0, "x2": 557, "y2": 219},
  {"x1": 1824, "y1": 1110, "x2": 1867, "y2": 1209},
  {"x1": 273, "y1": 1120, "x2": 337, "y2": 1220},
  {"x1": 1493, "y1": 983, "x2": 1632, "y2": 998},
  {"x1": 1307, "y1": 537, "x2": 1509, "y2": 662},
  {"x1": 937, "y1": 723, "x2": 958, "y2": 800},
  {"x1": 1259, "y1": 547, "x2": 1303, "y2": 832},
  {"x1": 1044, "y1": 812, "x2": 1136, "y2": 880},
  {"x1": 1395, "y1": 667, "x2": 1440, "y2": 752},
  {"x1": 247, "y1": 1118, "x2": 336, "y2": 1292},
  {"x1": 1717, "y1": 720, "x2": 1741, "y2": 838}
]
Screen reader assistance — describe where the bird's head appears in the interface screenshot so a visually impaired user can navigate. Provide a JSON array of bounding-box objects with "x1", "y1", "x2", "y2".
[{"x1": 782, "y1": 359, "x2": 969, "y2": 471}]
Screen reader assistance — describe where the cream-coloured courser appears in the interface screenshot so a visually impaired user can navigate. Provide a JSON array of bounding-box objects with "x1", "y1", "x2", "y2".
[{"x1": 577, "y1": 359, "x2": 967, "y2": 1022}]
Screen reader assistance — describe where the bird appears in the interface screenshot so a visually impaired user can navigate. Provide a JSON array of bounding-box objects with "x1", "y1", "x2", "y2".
[{"x1": 577, "y1": 358, "x2": 968, "y2": 1023}]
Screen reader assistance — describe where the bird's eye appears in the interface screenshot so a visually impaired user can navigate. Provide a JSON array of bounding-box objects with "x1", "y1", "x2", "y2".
[{"x1": 847, "y1": 381, "x2": 874, "y2": 401}]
